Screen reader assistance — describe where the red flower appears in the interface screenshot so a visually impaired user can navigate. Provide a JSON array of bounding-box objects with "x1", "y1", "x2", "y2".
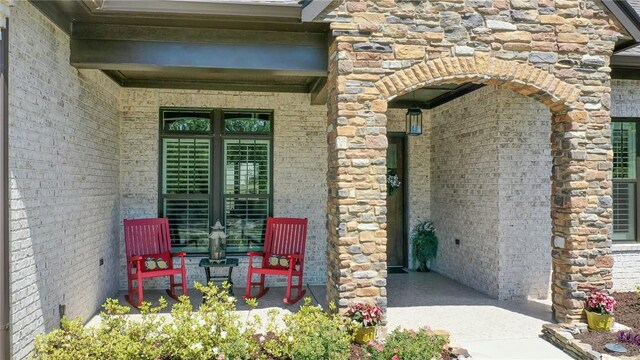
[
  {"x1": 346, "y1": 302, "x2": 384, "y2": 327},
  {"x1": 585, "y1": 290, "x2": 616, "y2": 315}
]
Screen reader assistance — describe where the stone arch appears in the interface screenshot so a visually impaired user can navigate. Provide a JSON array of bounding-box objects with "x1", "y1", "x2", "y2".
[
  {"x1": 353, "y1": 54, "x2": 610, "y2": 324},
  {"x1": 374, "y1": 54, "x2": 580, "y2": 114}
]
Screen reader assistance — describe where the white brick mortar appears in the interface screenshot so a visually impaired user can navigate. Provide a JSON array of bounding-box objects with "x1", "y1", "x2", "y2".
[
  {"x1": 9, "y1": 1, "x2": 120, "y2": 359},
  {"x1": 118, "y1": 88, "x2": 328, "y2": 290},
  {"x1": 430, "y1": 86, "x2": 552, "y2": 300}
]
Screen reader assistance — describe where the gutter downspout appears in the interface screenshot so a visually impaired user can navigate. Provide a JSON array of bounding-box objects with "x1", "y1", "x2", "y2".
[{"x1": 0, "y1": 20, "x2": 9, "y2": 360}]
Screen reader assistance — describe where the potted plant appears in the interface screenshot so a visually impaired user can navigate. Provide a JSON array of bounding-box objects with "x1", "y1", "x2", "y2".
[
  {"x1": 346, "y1": 303, "x2": 384, "y2": 344},
  {"x1": 411, "y1": 221, "x2": 438, "y2": 272},
  {"x1": 585, "y1": 290, "x2": 616, "y2": 332}
]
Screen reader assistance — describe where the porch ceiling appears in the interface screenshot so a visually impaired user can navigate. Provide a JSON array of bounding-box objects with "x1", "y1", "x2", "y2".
[
  {"x1": 388, "y1": 84, "x2": 486, "y2": 110},
  {"x1": 29, "y1": 0, "x2": 330, "y2": 97}
]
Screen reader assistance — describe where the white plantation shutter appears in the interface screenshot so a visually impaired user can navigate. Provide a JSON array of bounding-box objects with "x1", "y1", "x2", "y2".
[
  {"x1": 613, "y1": 184, "x2": 635, "y2": 239},
  {"x1": 161, "y1": 138, "x2": 211, "y2": 252},
  {"x1": 612, "y1": 122, "x2": 637, "y2": 241},
  {"x1": 224, "y1": 139, "x2": 270, "y2": 252},
  {"x1": 163, "y1": 138, "x2": 210, "y2": 194}
]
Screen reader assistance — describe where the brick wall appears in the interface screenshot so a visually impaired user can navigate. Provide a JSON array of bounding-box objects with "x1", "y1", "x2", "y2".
[
  {"x1": 119, "y1": 89, "x2": 327, "y2": 289},
  {"x1": 9, "y1": 1, "x2": 120, "y2": 358},
  {"x1": 430, "y1": 85, "x2": 552, "y2": 300},
  {"x1": 611, "y1": 79, "x2": 640, "y2": 291},
  {"x1": 496, "y1": 88, "x2": 552, "y2": 300},
  {"x1": 430, "y1": 86, "x2": 502, "y2": 297}
]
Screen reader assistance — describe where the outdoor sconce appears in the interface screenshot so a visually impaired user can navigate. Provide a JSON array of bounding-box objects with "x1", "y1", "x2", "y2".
[
  {"x1": 406, "y1": 106, "x2": 423, "y2": 136},
  {"x1": 209, "y1": 220, "x2": 227, "y2": 263}
]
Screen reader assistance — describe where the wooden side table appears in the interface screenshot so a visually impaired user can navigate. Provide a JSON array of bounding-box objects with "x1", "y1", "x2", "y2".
[{"x1": 198, "y1": 258, "x2": 239, "y2": 295}]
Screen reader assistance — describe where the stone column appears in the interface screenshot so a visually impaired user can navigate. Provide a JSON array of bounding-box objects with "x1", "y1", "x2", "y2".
[
  {"x1": 326, "y1": 37, "x2": 389, "y2": 314},
  {"x1": 550, "y1": 106, "x2": 613, "y2": 322}
]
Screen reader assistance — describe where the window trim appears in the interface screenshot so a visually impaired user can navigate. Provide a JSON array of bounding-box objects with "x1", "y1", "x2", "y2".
[
  {"x1": 158, "y1": 107, "x2": 274, "y2": 255},
  {"x1": 612, "y1": 117, "x2": 640, "y2": 243}
]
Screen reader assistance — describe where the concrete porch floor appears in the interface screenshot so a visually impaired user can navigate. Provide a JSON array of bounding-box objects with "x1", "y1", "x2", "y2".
[
  {"x1": 87, "y1": 271, "x2": 570, "y2": 359},
  {"x1": 386, "y1": 271, "x2": 570, "y2": 360}
]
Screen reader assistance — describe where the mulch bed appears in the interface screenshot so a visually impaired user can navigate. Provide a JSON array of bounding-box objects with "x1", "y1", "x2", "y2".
[{"x1": 574, "y1": 292, "x2": 640, "y2": 357}]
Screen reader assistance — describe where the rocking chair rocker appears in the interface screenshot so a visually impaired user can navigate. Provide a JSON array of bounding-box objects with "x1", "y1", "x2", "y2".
[
  {"x1": 244, "y1": 217, "x2": 308, "y2": 304},
  {"x1": 123, "y1": 218, "x2": 187, "y2": 307}
]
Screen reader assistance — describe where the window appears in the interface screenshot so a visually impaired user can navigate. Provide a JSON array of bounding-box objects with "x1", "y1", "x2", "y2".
[
  {"x1": 160, "y1": 108, "x2": 273, "y2": 253},
  {"x1": 612, "y1": 120, "x2": 638, "y2": 241}
]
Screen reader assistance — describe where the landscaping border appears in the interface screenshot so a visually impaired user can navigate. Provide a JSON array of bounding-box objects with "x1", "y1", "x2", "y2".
[{"x1": 542, "y1": 323, "x2": 636, "y2": 360}]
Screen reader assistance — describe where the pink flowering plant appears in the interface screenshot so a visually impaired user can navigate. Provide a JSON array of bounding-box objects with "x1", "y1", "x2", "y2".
[
  {"x1": 346, "y1": 303, "x2": 383, "y2": 328},
  {"x1": 365, "y1": 327, "x2": 449, "y2": 360},
  {"x1": 586, "y1": 290, "x2": 616, "y2": 315}
]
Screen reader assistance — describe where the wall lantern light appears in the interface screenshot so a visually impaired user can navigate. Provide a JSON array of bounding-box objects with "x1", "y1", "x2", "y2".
[{"x1": 406, "y1": 106, "x2": 423, "y2": 136}]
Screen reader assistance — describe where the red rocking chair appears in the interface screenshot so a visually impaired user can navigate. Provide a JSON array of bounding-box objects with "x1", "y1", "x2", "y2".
[
  {"x1": 123, "y1": 218, "x2": 187, "y2": 307},
  {"x1": 244, "y1": 217, "x2": 308, "y2": 304}
]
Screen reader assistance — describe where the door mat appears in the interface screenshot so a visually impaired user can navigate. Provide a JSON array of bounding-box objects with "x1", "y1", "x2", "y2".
[{"x1": 387, "y1": 267, "x2": 408, "y2": 274}]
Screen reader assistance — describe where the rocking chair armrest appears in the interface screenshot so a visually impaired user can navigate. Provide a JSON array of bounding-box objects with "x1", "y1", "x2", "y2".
[
  {"x1": 247, "y1": 251, "x2": 265, "y2": 258},
  {"x1": 286, "y1": 254, "x2": 303, "y2": 260},
  {"x1": 129, "y1": 255, "x2": 143, "y2": 262},
  {"x1": 171, "y1": 251, "x2": 187, "y2": 258}
]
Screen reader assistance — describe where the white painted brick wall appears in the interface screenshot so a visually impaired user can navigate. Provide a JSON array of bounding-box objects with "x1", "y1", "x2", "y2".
[
  {"x1": 611, "y1": 79, "x2": 640, "y2": 291},
  {"x1": 118, "y1": 89, "x2": 328, "y2": 290},
  {"x1": 430, "y1": 87, "x2": 502, "y2": 298},
  {"x1": 9, "y1": 1, "x2": 120, "y2": 359},
  {"x1": 430, "y1": 86, "x2": 552, "y2": 300},
  {"x1": 496, "y1": 89, "x2": 552, "y2": 300}
]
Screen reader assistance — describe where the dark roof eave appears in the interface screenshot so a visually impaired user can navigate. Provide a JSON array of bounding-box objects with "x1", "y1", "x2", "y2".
[{"x1": 602, "y1": 0, "x2": 640, "y2": 53}]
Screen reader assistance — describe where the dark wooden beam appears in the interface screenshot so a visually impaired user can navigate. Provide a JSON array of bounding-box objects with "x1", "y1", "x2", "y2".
[
  {"x1": 611, "y1": 54, "x2": 640, "y2": 68},
  {"x1": 71, "y1": 23, "x2": 326, "y2": 46},
  {"x1": 70, "y1": 25, "x2": 328, "y2": 76},
  {"x1": 612, "y1": 67, "x2": 640, "y2": 80}
]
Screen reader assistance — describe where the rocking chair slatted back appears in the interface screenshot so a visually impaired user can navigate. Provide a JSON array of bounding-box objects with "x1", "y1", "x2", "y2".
[
  {"x1": 264, "y1": 217, "x2": 308, "y2": 257},
  {"x1": 124, "y1": 218, "x2": 172, "y2": 258},
  {"x1": 123, "y1": 217, "x2": 187, "y2": 308}
]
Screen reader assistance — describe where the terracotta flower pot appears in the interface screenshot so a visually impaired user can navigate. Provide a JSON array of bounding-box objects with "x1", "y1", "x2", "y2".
[
  {"x1": 354, "y1": 326, "x2": 376, "y2": 344},
  {"x1": 586, "y1": 310, "x2": 614, "y2": 332}
]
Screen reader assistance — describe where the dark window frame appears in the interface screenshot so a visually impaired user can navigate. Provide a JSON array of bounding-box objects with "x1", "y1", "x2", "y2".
[
  {"x1": 612, "y1": 117, "x2": 639, "y2": 243},
  {"x1": 158, "y1": 107, "x2": 274, "y2": 255}
]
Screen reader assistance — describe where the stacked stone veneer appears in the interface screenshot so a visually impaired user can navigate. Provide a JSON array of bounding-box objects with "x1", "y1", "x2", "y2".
[
  {"x1": 119, "y1": 89, "x2": 328, "y2": 289},
  {"x1": 9, "y1": 1, "x2": 121, "y2": 359},
  {"x1": 324, "y1": 0, "x2": 622, "y2": 322},
  {"x1": 431, "y1": 85, "x2": 552, "y2": 300}
]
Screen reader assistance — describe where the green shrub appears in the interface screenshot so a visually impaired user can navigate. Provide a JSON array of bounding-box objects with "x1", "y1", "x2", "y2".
[
  {"x1": 34, "y1": 282, "x2": 260, "y2": 360},
  {"x1": 365, "y1": 327, "x2": 449, "y2": 360},
  {"x1": 263, "y1": 298, "x2": 353, "y2": 360}
]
